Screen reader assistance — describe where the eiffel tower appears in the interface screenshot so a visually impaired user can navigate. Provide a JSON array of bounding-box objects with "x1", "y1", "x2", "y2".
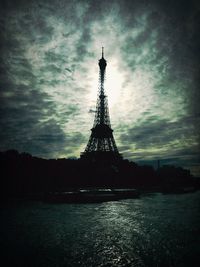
[{"x1": 81, "y1": 48, "x2": 122, "y2": 161}]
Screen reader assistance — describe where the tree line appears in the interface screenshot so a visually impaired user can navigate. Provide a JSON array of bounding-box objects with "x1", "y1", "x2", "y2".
[{"x1": 0, "y1": 150, "x2": 199, "y2": 199}]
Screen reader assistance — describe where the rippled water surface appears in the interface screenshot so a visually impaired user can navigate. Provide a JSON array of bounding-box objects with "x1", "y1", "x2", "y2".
[{"x1": 1, "y1": 192, "x2": 200, "y2": 267}]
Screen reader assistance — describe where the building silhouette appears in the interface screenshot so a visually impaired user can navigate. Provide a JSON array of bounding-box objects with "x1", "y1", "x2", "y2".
[{"x1": 81, "y1": 48, "x2": 122, "y2": 161}]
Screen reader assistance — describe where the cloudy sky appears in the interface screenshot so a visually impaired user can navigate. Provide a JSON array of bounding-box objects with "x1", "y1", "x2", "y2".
[{"x1": 0, "y1": 0, "x2": 199, "y2": 175}]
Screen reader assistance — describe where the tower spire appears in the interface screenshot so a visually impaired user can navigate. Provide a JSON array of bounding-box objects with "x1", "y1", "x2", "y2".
[{"x1": 80, "y1": 48, "x2": 122, "y2": 161}]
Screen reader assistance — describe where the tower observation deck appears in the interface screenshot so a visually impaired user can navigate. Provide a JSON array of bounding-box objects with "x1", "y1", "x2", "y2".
[{"x1": 81, "y1": 48, "x2": 122, "y2": 161}]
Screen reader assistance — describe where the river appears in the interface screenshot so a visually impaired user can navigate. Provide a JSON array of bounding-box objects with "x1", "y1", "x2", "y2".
[{"x1": 0, "y1": 191, "x2": 200, "y2": 267}]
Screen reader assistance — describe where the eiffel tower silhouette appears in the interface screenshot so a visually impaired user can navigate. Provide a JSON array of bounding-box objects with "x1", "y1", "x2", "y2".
[{"x1": 81, "y1": 48, "x2": 122, "y2": 161}]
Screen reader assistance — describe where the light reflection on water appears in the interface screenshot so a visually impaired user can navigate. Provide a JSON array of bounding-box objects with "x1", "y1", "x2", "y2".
[{"x1": 0, "y1": 192, "x2": 200, "y2": 267}]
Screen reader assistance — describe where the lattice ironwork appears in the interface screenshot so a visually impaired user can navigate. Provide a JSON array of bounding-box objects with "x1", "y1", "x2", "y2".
[{"x1": 81, "y1": 48, "x2": 121, "y2": 160}]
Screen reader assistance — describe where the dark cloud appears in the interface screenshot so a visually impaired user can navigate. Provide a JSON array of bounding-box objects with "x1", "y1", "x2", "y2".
[
  {"x1": 119, "y1": 114, "x2": 199, "y2": 174},
  {"x1": 120, "y1": 115, "x2": 199, "y2": 149}
]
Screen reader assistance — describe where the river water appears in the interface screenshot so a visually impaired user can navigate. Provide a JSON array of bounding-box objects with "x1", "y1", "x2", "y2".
[{"x1": 0, "y1": 192, "x2": 200, "y2": 267}]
